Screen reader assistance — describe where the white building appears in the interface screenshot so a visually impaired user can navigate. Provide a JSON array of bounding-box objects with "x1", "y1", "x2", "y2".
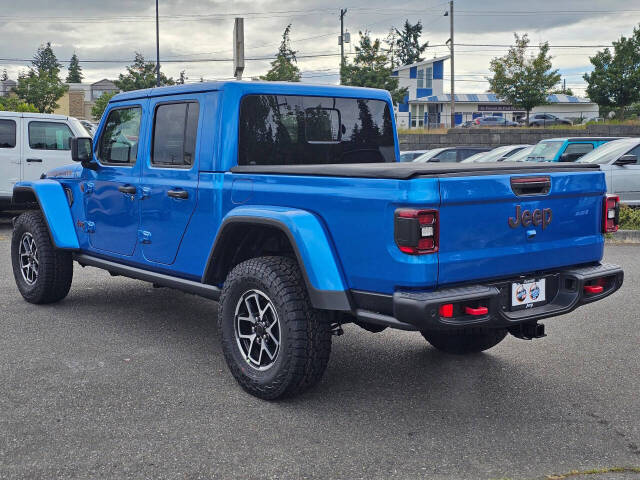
[{"x1": 393, "y1": 56, "x2": 599, "y2": 129}]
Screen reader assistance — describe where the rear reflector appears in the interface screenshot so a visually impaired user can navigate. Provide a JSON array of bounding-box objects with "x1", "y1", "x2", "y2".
[
  {"x1": 395, "y1": 208, "x2": 439, "y2": 255},
  {"x1": 584, "y1": 285, "x2": 604, "y2": 294},
  {"x1": 439, "y1": 304, "x2": 453, "y2": 318},
  {"x1": 603, "y1": 195, "x2": 620, "y2": 233}
]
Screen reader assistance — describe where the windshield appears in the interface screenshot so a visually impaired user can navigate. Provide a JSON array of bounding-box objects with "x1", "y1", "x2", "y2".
[
  {"x1": 413, "y1": 148, "x2": 446, "y2": 163},
  {"x1": 527, "y1": 141, "x2": 564, "y2": 161},
  {"x1": 505, "y1": 145, "x2": 534, "y2": 162},
  {"x1": 577, "y1": 139, "x2": 639, "y2": 164}
]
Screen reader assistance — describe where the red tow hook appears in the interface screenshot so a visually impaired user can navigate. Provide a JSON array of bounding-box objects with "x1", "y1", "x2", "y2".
[
  {"x1": 465, "y1": 306, "x2": 488, "y2": 316},
  {"x1": 584, "y1": 285, "x2": 604, "y2": 294}
]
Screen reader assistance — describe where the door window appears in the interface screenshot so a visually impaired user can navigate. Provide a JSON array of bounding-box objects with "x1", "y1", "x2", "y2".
[
  {"x1": 437, "y1": 150, "x2": 459, "y2": 162},
  {"x1": 626, "y1": 145, "x2": 640, "y2": 164},
  {"x1": 151, "y1": 102, "x2": 199, "y2": 167},
  {"x1": 98, "y1": 106, "x2": 142, "y2": 165},
  {"x1": 0, "y1": 119, "x2": 16, "y2": 148},
  {"x1": 28, "y1": 121, "x2": 72, "y2": 150},
  {"x1": 564, "y1": 143, "x2": 593, "y2": 156}
]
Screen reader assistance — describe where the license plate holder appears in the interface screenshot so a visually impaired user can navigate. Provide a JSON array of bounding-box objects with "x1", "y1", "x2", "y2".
[{"x1": 511, "y1": 278, "x2": 546, "y2": 310}]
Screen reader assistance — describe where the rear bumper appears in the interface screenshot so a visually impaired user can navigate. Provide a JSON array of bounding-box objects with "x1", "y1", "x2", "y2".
[{"x1": 353, "y1": 263, "x2": 623, "y2": 331}]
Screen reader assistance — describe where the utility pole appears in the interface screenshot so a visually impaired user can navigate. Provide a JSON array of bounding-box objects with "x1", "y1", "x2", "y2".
[
  {"x1": 339, "y1": 8, "x2": 347, "y2": 71},
  {"x1": 449, "y1": 0, "x2": 455, "y2": 128},
  {"x1": 233, "y1": 18, "x2": 245, "y2": 80},
  {"x1": 155, "y1": 0, "x2": 160, "y2": 87}
]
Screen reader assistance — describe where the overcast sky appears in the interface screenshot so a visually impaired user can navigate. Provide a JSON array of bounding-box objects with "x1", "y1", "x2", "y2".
[{"x1": 1, "y1": 0, "x2": 639, "y2": 96}]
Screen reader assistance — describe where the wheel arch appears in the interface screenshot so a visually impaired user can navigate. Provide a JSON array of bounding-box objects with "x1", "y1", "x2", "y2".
[
  {"x1": 203, "y1": 207, "x2": 351, "y2": 311},
  {"x1": 12, "y1": 181, "x2": 79, "y2": 250}
]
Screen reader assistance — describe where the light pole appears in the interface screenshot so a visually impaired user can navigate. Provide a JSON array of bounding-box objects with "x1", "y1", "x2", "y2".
[
  {"x1": 156, "y1": 0, "x2": 160, "y2": 87},
  {"x1": 445, "y1": 1, "x2": 455, "y2": 128}
]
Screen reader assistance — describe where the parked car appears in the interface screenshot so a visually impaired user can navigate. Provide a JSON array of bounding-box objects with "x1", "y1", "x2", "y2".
[
  {"x1": 461, "y1": 144, "x2": 531, "y2": 163},
  {"x1": 526, "y1": 114, "x2": 572, "y2": 127},
  {"x1": 505, "y1": 145, "x2": 535, "y2": 162},
  {"x1": 413, "y1": 146, "x2": 491, "y2": 163},
  {"x1": 526, "y1": 137, "x2": 621, "y2": 162},
  {"x1": 9, "y1": 81, "x2": 623, "y2": 400},
  {"x1": 578, "y1": 137, "x2": 640, "y2": 205},
  {"x1": 0, "y1": 112, "x2": 89, "y2": 211},
  {"x1": 460, "y1": 120, "x2": 475, "y2": 128},
  {"x1": 400, "y1": 150, "x2": 428, "y2": 162},
  {"x1": 472, "y1": 116, "x2": 518, "y2": 127}
]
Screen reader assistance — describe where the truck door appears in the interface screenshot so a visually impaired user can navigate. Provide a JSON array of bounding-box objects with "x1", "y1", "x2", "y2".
[
  {"x1": 138, "y1": 97, "x2": 200, "y2": 265},
  {"x1": 21, "y1": 118, "x2": 74, "y2": 180},
  {"x1": 84, "y1": 103, "x2": 145, "y2": 256},
  {"x1": 0, "y1": 117, "x2": 21, "y2": 199}
]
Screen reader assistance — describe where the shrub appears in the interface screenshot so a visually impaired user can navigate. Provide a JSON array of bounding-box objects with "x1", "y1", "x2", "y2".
[{"x1": 619, "y1": 204, "x2": 640, "y2": 230}]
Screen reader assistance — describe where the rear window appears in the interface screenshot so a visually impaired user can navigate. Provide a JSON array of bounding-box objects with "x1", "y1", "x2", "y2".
[{"x1": 238, "y1": 94, "x2": 396, "y2": 165}]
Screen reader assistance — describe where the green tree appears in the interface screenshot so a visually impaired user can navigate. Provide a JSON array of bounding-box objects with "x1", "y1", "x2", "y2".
[
  {"x1": 261, "y1": 24, "x2": 301, "y2": 82},
  {"x1": 15, "y1": 42, "x2": 68, "y2": 113},
  {"x1": 394, "y1": 20, "x2": 428, "y2": 66},
  {"x1": 0, "y1": 96, "x2": 38, "y2": 112},
  {"x1": 584, "y1": 26, "x2": 640, "y2": 120},
  {"x1": 488, "y1": 33, "x2": 561, "y2": 123},
  {"x1": 91, "y1": 91, "x2": 117, "y2": 120},
  {"x1": 66, "y1": 53, "x2": 83, "y2": 83},
  {"x1": 114, "y1": 52, "x2": 174, "y2": 91},
  {"x1": 341, "y1": 31, "x2": 406, "y2": 103},
  {"x1": 177, "y1": 70, "x2": 187, "y2": 85}
]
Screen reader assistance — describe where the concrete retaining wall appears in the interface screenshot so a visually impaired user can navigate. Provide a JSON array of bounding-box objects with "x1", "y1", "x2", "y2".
[{"x1": 399, "y1": 125, "x2": 640, "y2": 151}]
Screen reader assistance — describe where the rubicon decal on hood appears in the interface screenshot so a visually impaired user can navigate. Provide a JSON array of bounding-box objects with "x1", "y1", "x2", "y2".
[{"x1": 508, "y1": 205, "x2": 553, "y2": 229}]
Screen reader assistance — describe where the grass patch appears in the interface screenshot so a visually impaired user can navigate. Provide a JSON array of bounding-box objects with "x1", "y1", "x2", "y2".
[
  {"x1": 619, "y1": 205, "x2": 640, "y2": 230},
  {"x1": 397, "y1": 127, "x2": 449, "y2": 135},
  {"x1": 545, "y1": 466, "x2": 640, "y2": 479}
]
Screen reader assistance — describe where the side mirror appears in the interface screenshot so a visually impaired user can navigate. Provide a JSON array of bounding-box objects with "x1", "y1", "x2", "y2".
[
  {"x1": 615, "y1": 154, "x2": 637, "y2": 166},
  {"x1": 429, "y1": 157, "x2": 441, "y2": 162},
  {"x1": 559, "y1": 153, "x2": 572, "y2": 162},
  {"x1": 71, "y1": 137, "x2": 98, "y2": 170}
]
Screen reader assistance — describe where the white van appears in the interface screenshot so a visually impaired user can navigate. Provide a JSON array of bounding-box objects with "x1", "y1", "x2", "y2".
[{"x1": 0, "y1": 112, "x2": 89, "y2": 209}]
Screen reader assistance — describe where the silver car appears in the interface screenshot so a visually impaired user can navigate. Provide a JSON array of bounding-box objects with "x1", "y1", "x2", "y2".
[{"x1": 577, "y1": 138, "x2": 640, "y2": 206}]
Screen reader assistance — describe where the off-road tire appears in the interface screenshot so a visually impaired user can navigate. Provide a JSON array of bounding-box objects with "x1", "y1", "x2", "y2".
[
  {"x1": 218, "y1": 256, "x2": 332, "y2": 400},
  {"x1": 421, "y1": 328, "x2": 507, "y2": 355},
  {"x1": 11, "y1": 211, "x2": 73, "y2": 304}
]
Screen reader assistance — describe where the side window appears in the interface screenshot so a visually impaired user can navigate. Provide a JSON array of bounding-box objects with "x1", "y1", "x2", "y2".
[
  {"x1": 28, "y1": 121, "x2": 73, "y2": 150},
  {"x1": 152, "y1": 102, "x2": 199, "y2": 167},
  {"x1": 98, "y1": 106, "x2": 142, "y2": 165},
  {"x1": 437, "y1": 150, "x2": 459, "y2": 162},
  {"x1": 627, "y1": 145, "x2": 640, "y2": 164},
  {"x1": 564, "y1": 143, "x2": 593, "y2": 156},
  {"x1": 0, "y1": 119, "x2": 16, "y2": 148}
]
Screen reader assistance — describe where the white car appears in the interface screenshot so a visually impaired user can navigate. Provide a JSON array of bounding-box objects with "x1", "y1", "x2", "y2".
[
  {"x1": 577, "y1": 138, "x2": 640, "y2": 206},
  {"x1": 461, "y1": 144, "x2": 531, "y2": 163},
  {"x1": 0, "y1": 112, "x2": 89, "y2": 209}
]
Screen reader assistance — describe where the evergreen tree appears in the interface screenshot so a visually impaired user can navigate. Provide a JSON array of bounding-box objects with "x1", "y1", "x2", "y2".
[
  {"x1": 261, "y1": 24, "x2": 301, "y2": 82},
  {"x1": 394, "y1": 20, "x2": 428, "y2": 66},
  {"x1": 114, "y1": 52, "x2": 174, "y2": 91},
  {"x1": 584, "y1": 25, "x2": 640, "y2": 120},
  {"x1": 66, "y1": 53, "x2": 83, "y2": 83},
  {"x1": 15, "y1": 42, "x2": 68, "y2": 113},
  {"x1": 340, "y1": 31, "x2": 407, "y2": 103},
  {"x1": 488, "y1": 33, "x2": 561, "y2": 123}
]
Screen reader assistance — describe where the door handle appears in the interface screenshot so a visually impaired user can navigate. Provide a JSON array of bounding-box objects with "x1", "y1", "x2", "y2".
[
  {"x1": 118, "y1": 185, "x2": 137, "y2": 194},
  {"x1": 167, "y1": 189, "x2": 188, "y2": 199},
  {"x1": 26, "y1": 158, "x2": 43, "y2": 163}
]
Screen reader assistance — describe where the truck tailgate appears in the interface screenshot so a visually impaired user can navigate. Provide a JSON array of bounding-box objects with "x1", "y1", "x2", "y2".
[{"x1": 437, "y1": 170, "x2": 606, "y2": 286}]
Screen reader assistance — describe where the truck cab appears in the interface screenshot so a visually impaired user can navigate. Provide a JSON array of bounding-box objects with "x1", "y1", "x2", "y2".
[
  {"x1": 9, "y1": 82, "x2": 623, "y2": 400},
  {"x1": 0, "y1": 112, "x2": 89, "y2": 210}
]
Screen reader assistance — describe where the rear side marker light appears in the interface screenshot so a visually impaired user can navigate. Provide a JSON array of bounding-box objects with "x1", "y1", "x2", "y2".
[
  {"x1": 465, "y1": 306, "x2": 488, "y2": 316},
  {"x1": 439, "y1": 304, "x2": 453, "y2": 318},
  {"x1": 584, "y1": 285, "x2": 604, "y2": 294},
  {"x1": 603, "y1": 195, "x2": 620, "y2": 233},
  {"x1": 395, "y1": 208, "x2": 439, "y2": 255}
]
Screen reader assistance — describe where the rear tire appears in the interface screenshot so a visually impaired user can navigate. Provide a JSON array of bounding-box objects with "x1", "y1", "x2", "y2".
[
  {"x1": 11, "y1": 211, "x2": 73, "y2": 304},
  {"x1": 218, "y1": 256, "x2": 332, "y2": 400},
  {"x1": 421, "y1": 328, "x2": 507, "y2": 355}
]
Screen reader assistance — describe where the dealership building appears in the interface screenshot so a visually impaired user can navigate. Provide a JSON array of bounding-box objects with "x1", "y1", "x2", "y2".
[{"x1": 393, "y1": 55, "x2": 599, "y2": 129}]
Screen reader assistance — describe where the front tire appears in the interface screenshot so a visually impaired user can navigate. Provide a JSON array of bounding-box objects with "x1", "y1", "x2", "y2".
[
  {"x1": 421, "y1": 328, "x2": 507, "y2": 355},
  {"x1": 11, "y1": 211, "x2": 73, "y2": 304},
  {"x1": 218, "y1": 256, "x2": 332, "y2": 400}
]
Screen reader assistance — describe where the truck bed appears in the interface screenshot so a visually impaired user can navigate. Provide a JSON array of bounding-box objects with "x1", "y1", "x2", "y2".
[{"x1": 231, "y1": 162, "x2": 600, "y2": 179}]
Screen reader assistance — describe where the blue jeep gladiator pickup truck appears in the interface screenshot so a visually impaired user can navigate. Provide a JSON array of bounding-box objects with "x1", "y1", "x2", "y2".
[{"x1": 10, "y1": 81, "x2": 624, "y2": 399}]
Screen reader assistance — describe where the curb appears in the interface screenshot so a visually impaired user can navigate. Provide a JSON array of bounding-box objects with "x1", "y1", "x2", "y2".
[{"x1": 606, "y1": 229, "x2": 640, "y2": 244}]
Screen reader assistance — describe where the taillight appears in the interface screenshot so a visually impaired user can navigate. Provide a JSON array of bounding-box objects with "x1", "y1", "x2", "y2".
[
  {"x1": 395, "y1": 208, "x2": 439, "y2": 255},
  {"x1": 603, "y1": 195, "x2": 620, "y2": 233}
]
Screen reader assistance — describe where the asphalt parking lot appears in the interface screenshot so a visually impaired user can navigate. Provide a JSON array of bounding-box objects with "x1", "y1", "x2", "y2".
[{"x1": 0, "y1": 213, "x2": 639, "y2": 480}]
